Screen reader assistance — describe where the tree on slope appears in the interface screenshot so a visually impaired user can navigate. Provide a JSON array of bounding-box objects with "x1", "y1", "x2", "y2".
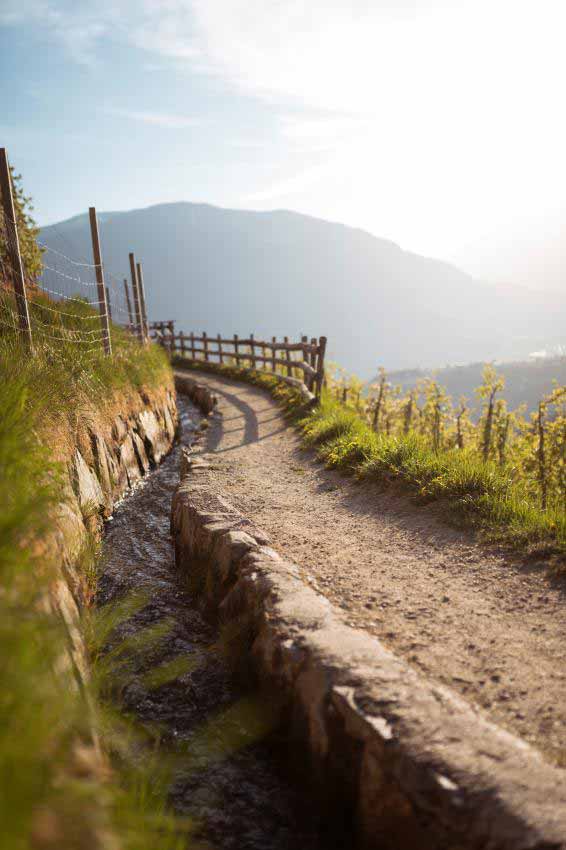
[{"x1": 0, "y1": 165, "x2": 43, "y2": 285}]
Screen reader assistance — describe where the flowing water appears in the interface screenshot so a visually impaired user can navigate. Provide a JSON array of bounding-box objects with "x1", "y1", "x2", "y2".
[{"x1": 98, "y1": 398, "x2": 344, "y2": 850}]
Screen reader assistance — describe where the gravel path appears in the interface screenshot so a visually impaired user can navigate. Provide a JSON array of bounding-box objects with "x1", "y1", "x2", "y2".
[{"x1": 182, "y1": 371, "x2": 566, "y2": 766}]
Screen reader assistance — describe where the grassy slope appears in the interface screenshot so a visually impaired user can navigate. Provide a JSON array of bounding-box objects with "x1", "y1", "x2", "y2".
[
  {"x1": 0, "y1": 295, "x2": 186, "y2": 850},
  {"x1": 174, "y1": 358, "x2": 566, "y2": 566}
]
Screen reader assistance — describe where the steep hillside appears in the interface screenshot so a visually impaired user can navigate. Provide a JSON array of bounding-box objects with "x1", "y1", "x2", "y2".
[{"x1": 40, "y1": 203, "x2": 565, "y2": 377}]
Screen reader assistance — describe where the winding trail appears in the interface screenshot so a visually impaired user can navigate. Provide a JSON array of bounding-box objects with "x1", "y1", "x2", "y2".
[{"x1": 181, "y1": 369, "x2": 566, "y2": 767}]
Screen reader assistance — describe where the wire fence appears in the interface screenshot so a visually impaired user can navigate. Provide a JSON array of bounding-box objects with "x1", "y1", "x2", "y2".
[
  {"x1": 0, "y1": 147, "x2": 148, "y2": 356},
  {"x1": 0, "y1": 206, "x2": 147, "y2": 354}
]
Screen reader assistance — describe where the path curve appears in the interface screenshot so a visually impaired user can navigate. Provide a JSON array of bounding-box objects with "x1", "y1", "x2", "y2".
[{"x1": 180, "y1": 370, "x2": 566, "y2": 766}]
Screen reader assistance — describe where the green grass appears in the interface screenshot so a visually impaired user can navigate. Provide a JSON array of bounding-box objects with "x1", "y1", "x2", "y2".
[
  {"x1": 174, "y1": 357, "x2": 566, "y2": 565},
  {"x1": 1, "y1": 291, "x2": 171, "y2": 436},
  {"x1": 0, "y1": 293, "x2": 186, "y2": 849}
]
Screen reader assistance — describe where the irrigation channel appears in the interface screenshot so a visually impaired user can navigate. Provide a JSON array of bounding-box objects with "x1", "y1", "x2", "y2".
[{"x1": 98, "y1": 397, "x2": 346, "y2": 850}]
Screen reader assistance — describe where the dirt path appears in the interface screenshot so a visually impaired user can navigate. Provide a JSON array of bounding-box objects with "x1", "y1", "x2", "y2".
[{"x1": 181, "y1": 371, "x2": 566, "y2": 766}]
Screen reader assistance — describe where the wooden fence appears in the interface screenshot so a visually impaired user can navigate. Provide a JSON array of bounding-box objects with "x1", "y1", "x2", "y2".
[{"x1": 150, "y1": 321, "x2": 327, "y2": 399}]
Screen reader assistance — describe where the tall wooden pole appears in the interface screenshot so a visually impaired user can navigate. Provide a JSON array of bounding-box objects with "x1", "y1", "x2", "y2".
[
  {"x1": 316, "y1": 336, "x2": 327, "y2": 399},
  {"x1": 309, "y1": 337, "x2": 317, "y2": 392},
  {"x1": 284, "y1": 336, "x2": 292, "y2": 376},
  {"x1": 128, "y1": 252, "x2": 143, "y2": 342},
  {"x1": 0, "y1": 148, "x2": 33, "y2": 350},
  {"x1": 105, "y1": 286, "x2": 112, "y2": 321},
  {"x1": 123, "y1": 278, "x2": 134, "y2": 328},
  {"x1": 136, "y1": 261, "x2": 149, "y2": 343},
  {"x1": 88, "y1": 207, "x2": 111, "y2": 355}
]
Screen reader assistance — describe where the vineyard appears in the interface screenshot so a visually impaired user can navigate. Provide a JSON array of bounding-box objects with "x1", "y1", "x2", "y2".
[{"x1": 312, "y1": 363, "x2": 566, "y2": 558}]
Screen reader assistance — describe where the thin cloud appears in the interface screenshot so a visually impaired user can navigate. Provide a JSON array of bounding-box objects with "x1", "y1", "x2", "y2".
[
  {"x1": 0, "y1": 0, "x2": 124, "y2": 65},
  {"x1": 107, "y1": 109, "x2": 201, "y2": 129}
]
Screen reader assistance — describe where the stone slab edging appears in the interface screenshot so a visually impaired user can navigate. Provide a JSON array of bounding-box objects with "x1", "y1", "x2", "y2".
[
  {"x1": 174, "y1": 363, "x2": 317, "y2": 406},
  {"x1": 174, "y1": 372, "x2": 218, "y2": 413},
  {"x1": 173, "y1": 377, "x2": 566, "y2": 850}
]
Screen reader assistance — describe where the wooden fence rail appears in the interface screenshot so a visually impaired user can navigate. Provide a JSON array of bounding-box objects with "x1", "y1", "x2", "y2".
[{"x1": 150, "y1": 321, "x2": 327, "y2": 399}]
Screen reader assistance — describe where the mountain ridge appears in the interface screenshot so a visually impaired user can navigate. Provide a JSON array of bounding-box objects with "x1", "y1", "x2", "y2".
[{"x1": 40, "y1": 201, "x2": 564, "y2": 378}]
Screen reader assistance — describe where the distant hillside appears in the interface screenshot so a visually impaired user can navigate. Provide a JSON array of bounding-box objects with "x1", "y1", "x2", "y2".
[
  {"x1": 40, "y1": 202, "x2": 565, "y2": 377},
  {"x1": 387, "y1": 356, "x2": 566, "y2": 413}
]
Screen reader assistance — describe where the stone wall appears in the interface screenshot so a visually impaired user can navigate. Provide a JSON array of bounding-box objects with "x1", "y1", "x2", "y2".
[
  {"x1": 50, "y1": 385, "x2": 178, "y2": 687},
  {"x1": 172, "y1": 376, "x2": 566, "y2": 850}
]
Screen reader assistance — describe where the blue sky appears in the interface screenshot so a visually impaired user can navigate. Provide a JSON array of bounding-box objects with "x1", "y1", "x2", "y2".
[
  {"x1": 2, "y1": 0, "x2": 566, "y2": 283},
  {"x1": 1, "y1": 3, "x2": 296, "y2": 225}
]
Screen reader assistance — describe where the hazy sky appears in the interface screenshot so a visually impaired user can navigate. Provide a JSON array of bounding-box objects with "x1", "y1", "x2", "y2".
[{"x1": 2, "y1": 0, "x2": 566, "y2": 280}]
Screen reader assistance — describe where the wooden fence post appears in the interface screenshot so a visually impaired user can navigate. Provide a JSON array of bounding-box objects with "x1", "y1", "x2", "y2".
[
  {"x1": 123, "y1": 278, "x2": 134, "y2": 329},
  {"x1": 217, "y1": 333, "x2": 223, "y2": 364},
  {"x1": 88, "y1": 207, "x2": 112, "y2": 356},
  {"x1": 105, "y1": 286, "x2": 113, "y2": 321},
  {"x1": 190, "y1": 331, "x2": 195, "y2": 360},
  {"x1": 136, "y1": 261, "x2": 149, "y2": 342},
  {"x1": 315, "y1": 336, "x2": 327, "y2": 399},
  {"x1": 309, "y1": 337, "x2": 317, "y2": 392},
  {"x1": 284, "y1": 336, "x2": 292, "y2": 376},
  {"x1": 271, "y1": 337, "x2": 276, "y2": 372},
  {"x1": 203, "y1": 331, "x2": 209, "y2": 362},
  {"x1": 0, "y1": 148, "x2": 33, "y2": 350},
  {"x1": 180, "y1": 332, "x2": 186, "y2": 358},
  {"x1": 128, "y1": 252, "x2": 143, "y2": 342},
  {"x1": 250, "y1": 333, "x2": 256, "y2": 369},
  {"x1": 301, "y1": 335, "x2": 308, "y2": 385},
  {"x1": 233, "y1": 333, "x2": 239, "y2": 365}
]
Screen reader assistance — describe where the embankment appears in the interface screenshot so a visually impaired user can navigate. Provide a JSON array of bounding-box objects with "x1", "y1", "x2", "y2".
[
  {"x1": 0, "y1": 332, "x2": 177, "y2": 850},
  {"x1": 51, "y1": 381, "x2": 178, "y2": 678}
]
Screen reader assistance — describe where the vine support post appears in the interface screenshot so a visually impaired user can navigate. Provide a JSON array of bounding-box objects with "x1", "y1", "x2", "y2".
[
  {"x1": 537, "y1": 402, "x2": 548, "y2": 511},
  {"x1": 88, "y1": 206, "x2": 112, "y2": 355},
  {"x1": 128, "y1": 252, "x2": 143, "y2": 342},
  {"x1": 0, "y1": 148, "x2": 33, "y2": 351}
]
